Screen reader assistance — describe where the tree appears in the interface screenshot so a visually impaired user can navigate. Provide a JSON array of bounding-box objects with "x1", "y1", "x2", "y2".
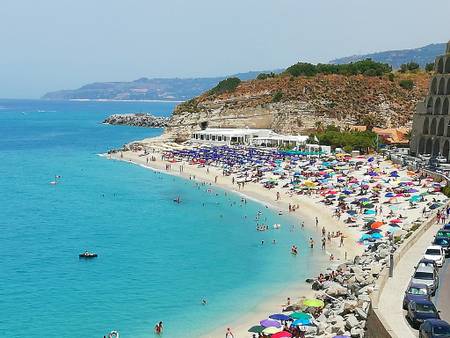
[
  {"x1": 209, "y1": 77, "x2": 241, "y2": 95},
  {"x1": 399, "y1": 62, "x2": 420, "y2": 73},
  {"x1": 425, "y1": 63, "x2": 435, "y2": 72}
]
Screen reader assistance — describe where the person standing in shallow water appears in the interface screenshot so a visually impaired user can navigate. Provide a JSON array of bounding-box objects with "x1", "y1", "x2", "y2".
[
  {"x1": 225, "y1": 327, "x2": 234, "y2": 338},
  {"x1": 155, "y1": 321, "x2": 163, "y2": 334}
]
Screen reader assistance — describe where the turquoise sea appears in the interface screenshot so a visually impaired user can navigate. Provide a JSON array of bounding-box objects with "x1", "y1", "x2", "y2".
[{"x1": 0, "y1": 99, "x2": 323, "y2": 338}]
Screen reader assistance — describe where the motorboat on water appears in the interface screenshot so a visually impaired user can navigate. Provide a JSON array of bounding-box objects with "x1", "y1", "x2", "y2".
[
  {"x1": 79, "y1": 251, "x2": 98, "y2": 258},
  {"x1": 108, "y1": 331, "x2": 119, "y2": 338}
]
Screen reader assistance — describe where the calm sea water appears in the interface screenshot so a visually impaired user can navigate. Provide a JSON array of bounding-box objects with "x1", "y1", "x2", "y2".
[{"x1": 0, "y1": 99, "x2": 322, "y2": 338}]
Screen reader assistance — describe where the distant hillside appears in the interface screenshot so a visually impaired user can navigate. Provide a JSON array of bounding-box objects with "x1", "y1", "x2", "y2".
[
  {"x1": 41, "y1": 70, "x2": 282, "y2": 101},
  {"x1": 330, "y1": 43, "x2": 446, "y2": 69}
]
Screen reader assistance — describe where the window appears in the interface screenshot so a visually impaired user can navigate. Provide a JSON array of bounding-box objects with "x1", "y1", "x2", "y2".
[
  {"x1": 413, "y1": 272, "x2": 433, "y2": 280},
  {"x1": 415, "y1": 303, "x2": 436, "y2": 313},
  {"x1": 425, "y1": 249, "x2": 441, "y2": 255}
]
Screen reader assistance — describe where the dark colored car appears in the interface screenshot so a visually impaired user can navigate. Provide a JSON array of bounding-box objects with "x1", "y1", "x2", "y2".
[
  {"x1": 403, "y1": 283, "x2": 431, "y2": 310},
  {"x1": 434, "y1": 237, "x2": 450, "y2": 257},
  {"x1": 419, "y1": 319, "x2": 450, "y2": 338},
  {"x1": 443, "y1": 224, "x2": 450, "y2": 231},
  {"x1": 436, "y1": 229, "x2": 450, "y2": 239},
  {"x1": 407, "y1": 299, "x2": 440, "y2": 329}
]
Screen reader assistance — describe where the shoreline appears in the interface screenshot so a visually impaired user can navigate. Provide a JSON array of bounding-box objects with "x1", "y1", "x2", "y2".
[{"x1": 105, "y1": 149, "x2": 364, "y2": 337}]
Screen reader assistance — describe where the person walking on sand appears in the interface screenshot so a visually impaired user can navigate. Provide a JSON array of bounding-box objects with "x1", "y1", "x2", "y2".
[
  {"x1": 315, "y1": 217, "x2": 319, "y2": 228},
  {"x1": 321, "y1": 237, "x2": 326, "y2": 250},
  {"x1": 225, "y1": 327, "x2": 234, "y2": 338},
  {"x1": 339, "y1": 234, "x2": 344, "y2": 247},
  {"x1": 321, "y1": 226, "x2": 326, "y2": 237}
]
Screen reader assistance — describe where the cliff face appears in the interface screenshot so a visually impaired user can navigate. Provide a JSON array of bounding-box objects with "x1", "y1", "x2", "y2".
[{"x1": 165, "y1": 73, "x2": 430, "y2": 142}]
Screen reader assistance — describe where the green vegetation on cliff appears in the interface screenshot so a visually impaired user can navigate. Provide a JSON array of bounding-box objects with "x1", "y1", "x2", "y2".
[
  {"x1": 285, "y1": 59, "x2": 392, "y2": 78},
  {"x1": 209, "y1": 77, "x2": 241, "y2": 95}
]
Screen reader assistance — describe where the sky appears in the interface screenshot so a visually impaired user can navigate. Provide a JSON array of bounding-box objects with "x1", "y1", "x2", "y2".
[{"x1": 0, "y1": 0, "x2": 449, "y2": 98}]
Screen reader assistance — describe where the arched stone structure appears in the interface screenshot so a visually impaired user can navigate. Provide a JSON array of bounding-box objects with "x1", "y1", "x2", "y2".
[
  {"x1": 430, "y1": 118, "x2": 437, "y2": 135},
  {"x1": 430, "y1": 77, "x2": 438, "y2": 95},
  {"x1": 438, "y1": 118, "x2": 445, "y2": 136},
  {"x1": 423, "y1": 117, "x2": 430, "y2": 134},
  {"x1": 427, "y1": 97, "x2": 434, "y2": 114},
  {"x1": 426, "y1": 138, "x2": 433, "y2": 154},
  {"x1": 433, "y1": 138, "x2": 440, "y2": 156},
  {"x1": 443, "y1": 98, "x2": 449, "y2": 115},
  {"x1": 443, "y1": 140, "x2": 450, "y2": 160},
  {"x1": 445, "y1": 57, "x2": 450, "y2": 74},
  {"x1": 434, "y1": 97, "x2": 442, "y2": 115},
  {"x1": 439, "y1": 77, "x2": 446, "y2": 95},
  {"x1": 437, "y1": 57, "x2": 444, "y2": 74},
  {"x1": 418, "y1": 137, "x2": 425, "y2": 154}
]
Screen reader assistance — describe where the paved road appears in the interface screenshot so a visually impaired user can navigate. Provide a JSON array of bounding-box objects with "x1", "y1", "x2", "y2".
[
  {"x1": 434, "y1": 259, "x2": 450, "y2": 322},
  {"x1": 378, "y1": 221, "x2": 443, "y2": 338}
]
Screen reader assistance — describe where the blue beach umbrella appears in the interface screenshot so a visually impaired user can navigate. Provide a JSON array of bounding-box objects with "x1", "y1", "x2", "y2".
[
  {"x1": 269, "y1": 314, "x2": 291, "y2": 321},
  {"x1": 364, "y1": 209, "x2": 376, "y2": 215},
  {"x1": 371, "y1": 232, "x2": 383, "y2": 239},
  {"x1": 292, "y1": 318, "x2": 311, "y2": 326}
]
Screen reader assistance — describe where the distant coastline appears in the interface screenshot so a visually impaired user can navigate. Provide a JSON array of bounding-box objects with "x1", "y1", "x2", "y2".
[{"x1": 68, "y1": 98, "x2": 184, "y2": 103}]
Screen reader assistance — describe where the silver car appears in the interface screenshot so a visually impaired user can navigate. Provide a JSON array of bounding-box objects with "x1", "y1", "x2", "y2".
[{"x1": 410, "y1": 265, "x2": 439, "y2": 295}]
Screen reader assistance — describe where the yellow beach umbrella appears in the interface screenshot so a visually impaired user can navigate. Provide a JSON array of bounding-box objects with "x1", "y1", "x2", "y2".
[
  {"x1": 303, "y1": 298, "x2": 325, "y2": 308},
  {"x1": 262, "y1": 327, "x2": 282, "y2": 334}
]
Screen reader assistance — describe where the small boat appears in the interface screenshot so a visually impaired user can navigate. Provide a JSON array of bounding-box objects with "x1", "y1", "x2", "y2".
[
  {"x1": 79, "y1": 251, "x2": 98, "y2": 258},
  {"x1": 273, "y1": 223, "x2": 281, "y2": 229},
  {"x1": 108, "y1": 331, "x2": 119, "y2": 338}
]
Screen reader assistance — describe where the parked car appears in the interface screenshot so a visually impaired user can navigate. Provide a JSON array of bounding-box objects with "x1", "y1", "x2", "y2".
[
  {"x1": 443, "y1": 224, "x2": 450, "y2": 231},
  {"x1": 406, "y1": 299, "x2": 440, "y2": 329},
  {"x1": 423, "y1": 245, "x2": 446, "y2": 268},
  {"x1": 411, "y1": 265, "x2": 439, "y2": 295},
  {"x1": 434, "y1": 237, "x2": 450, "y2": 257},
  {"x1": 419, "y1": 319, "x2": 450, "y2": 338},
  {"x1": 436, "y1": 229, "x2": 450, "y2": 238},
  {"x1": 403, "y1": 282, "x2": 431, "y2": 310},
  {"x1": 417, "y1": 258, "x2": 439, "y2": 273}
]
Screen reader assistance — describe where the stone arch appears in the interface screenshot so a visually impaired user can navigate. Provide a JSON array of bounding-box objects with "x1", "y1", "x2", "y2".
[
  {"x1": 447, "y1": 78, "x2": 450, "y2": 95},
  {"x1": 418, "y1": 137, "x2": 425, "y2": 154},
  {"x1": 445, "y1": 57, "x2": 450, "y2": 74},
  {"x1": 433, "y1": 138, "x2": 440, "y2": 156},
  {"x1": 430, "y1": 118, "x2": 437, "y2": 134},
  {"x1": 443, "y1": 98, "x2": 449, "y2": 115},
  {"x1": 426, "y1": 138, "x2": 433, "y2": 154},
  {"x1": 426, "y1": 97, "x2": 434, "y2": 114},
  {"x1": 438, "y1": 118, "x2": 445, "y2": 136},
  {"x1": 430, "y1": 77, "x2": 438, "y2": 95},
  {"x1": 434, "y1": 97, "x2": 442, "y2": 114},
  {"x1": 199, "y1": 121, "x2": 208, "y2": 130},
  {"x1": 437, "y1": 57, "x2": 444, "y2": 74},
  {"x1": 438, "y1": 77, "x2": 446, "y2": 95},
  {"x1": 447, "y1": 121, "x2": 450, "y2": 136},
  {"x1": 443, "y1": 140, "x2": 450, "y2": 161},
  {"x1": 423, "y1": 117, "x2": 430, "y2": 134}
]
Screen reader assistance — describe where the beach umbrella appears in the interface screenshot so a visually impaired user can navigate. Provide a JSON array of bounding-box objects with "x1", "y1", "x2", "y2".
[
  {"x1": 359, "y1": 234, "x2": 372, "y2": 241},
  {"x1": 333, "y1": 336, "x2": 351, "y2": 338},
  {"x1": 289, "y1": 312, "x2": 312, "y2": 320},
  {"x1": 371, "y1": 232, "x2": 383, "y2": 239},
  {"x1": 248, "y1": 325, "x2": 265, "y2": 333},
  {"x1": 303, "y1": 299, "x2": 325, "y2": 308},
  {"x1": 410, "y1": 195, "x2": 422, "y2": 202},
  {"x1": 269, "y1": 314, "x2": 291, "y2": 321},
  {"x1": 390, "y1": 219, "x2": 402, "y2": 224},
  {"x1": 262, "y1": 327, "x2": 282, "y2": 334},
  {"x1": 292, "y1": 317, "x2": 312, "y2": 326},
  {"x1": 384, "y1": 192, "x2": 395, "y2": 198},
  {"x1": 260, "y1": 319, "x2": 282, "y2": 328},
  {"x1": 364, "y1": 209, "x2": 376, "y2": 215},
  {"x1": 271, "y1": 332, "x2": 292, "y2": 338},
  {"x1": 370, "y1": 221, "x2": 384, "y2": 229}
]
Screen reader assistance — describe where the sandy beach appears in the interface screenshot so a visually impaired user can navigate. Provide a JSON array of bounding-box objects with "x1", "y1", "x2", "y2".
[{"x1": 107, "y1": 147, "x2": 368, "y2": 337}]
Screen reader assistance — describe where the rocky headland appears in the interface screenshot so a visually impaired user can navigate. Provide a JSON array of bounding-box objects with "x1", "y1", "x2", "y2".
[{"x1": 103, "y1": 113, "x2": 169, "y2": 128}]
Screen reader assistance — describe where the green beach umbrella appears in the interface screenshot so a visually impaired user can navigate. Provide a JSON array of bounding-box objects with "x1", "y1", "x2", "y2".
[
  {"x1": 303, "y1": 298, "x2": 325, "y2": 308},
  {"x1": 290, "y1": 311, "x2": 312, "y2": 320},
  {"x1": 248, "y1": 325, "x2": 265, "y2": 333}
]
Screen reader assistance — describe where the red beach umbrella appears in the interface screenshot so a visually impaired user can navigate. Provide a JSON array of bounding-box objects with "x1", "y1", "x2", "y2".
[
  {"x1": 390, "y1": 219, "x2": 402, "y2": 223},
  {"x1": 271, "y1": 332, "x2": 292, "y2": 338}
]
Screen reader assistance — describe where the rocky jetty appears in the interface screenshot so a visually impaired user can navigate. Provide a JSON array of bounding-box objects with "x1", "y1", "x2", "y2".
[{"x1": 103, "y1": 113, "x2": 168, "y2": 128}]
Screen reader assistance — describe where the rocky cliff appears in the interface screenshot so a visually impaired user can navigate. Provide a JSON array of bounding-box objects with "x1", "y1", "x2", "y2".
[
  {"x1": 165, "y1": 73, "x2": 430, "y2": 142},
  {"x1": 104, "y1": 113, "x2": 168, "y2": 128}
]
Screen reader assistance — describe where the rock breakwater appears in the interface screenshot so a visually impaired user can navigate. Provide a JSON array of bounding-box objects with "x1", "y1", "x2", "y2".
[{"x1": 103, "y1": 113, "x2": 168, "y2": 128}]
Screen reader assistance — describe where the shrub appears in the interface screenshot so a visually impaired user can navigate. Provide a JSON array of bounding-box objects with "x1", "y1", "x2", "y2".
[
  {"x1": 257, "y1": 72, "x2": 276, "y2": 80},
  {"x1": 272, "y1": 91, "x2": 283, "y2": 103},
  {"x1": 388, "y1": 73, "x2": 395, "y2": 82},
  {"x1": 425, "y1": 63, "x2": 435, "y2": 72},
  {"x1": 442, "y1": 184, "x2": 450, "y2": 197},
  {"x1": 399, "y1": 79, "x2": 414, "y2": 90},
  {"x1": 399, "y1": 62, "x2": 420, "y2": 73},
  {"x1": 209, "y1": 77, "x2": 241, "y2": 95}
]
